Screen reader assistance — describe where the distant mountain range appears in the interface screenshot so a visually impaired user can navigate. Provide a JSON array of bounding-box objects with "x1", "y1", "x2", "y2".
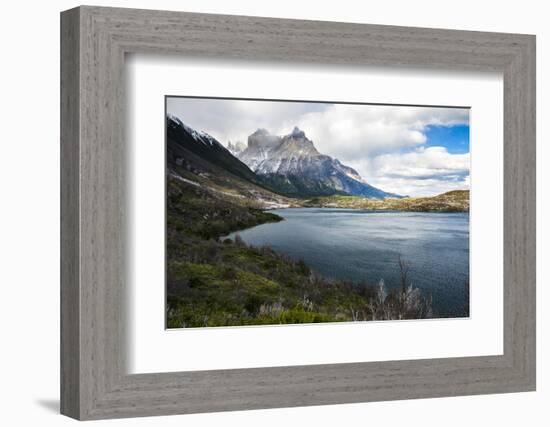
[{"x1": 167, "y1": 114, "x2": 401, "y2": 199}]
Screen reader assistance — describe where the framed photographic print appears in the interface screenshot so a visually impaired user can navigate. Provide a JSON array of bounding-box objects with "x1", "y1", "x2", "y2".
[
  {"x1": 164, "y1": 96, "x2": 470, "y2": 328},
  {"x1": 61, "y1": 6, "x2": 536, "y2": 420}
]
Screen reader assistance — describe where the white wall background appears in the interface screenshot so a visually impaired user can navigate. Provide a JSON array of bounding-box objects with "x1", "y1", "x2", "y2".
[{"x1": 0, "y1": 0, "x2": 546, "y2": 425}]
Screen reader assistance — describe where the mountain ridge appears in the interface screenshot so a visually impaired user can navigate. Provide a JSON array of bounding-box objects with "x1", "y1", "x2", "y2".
[
  {"x1": 166, "y1": 114, "x2": 295, "y2": 208},
  {"x1": 167, "y1": 115, "x2": 404, "y2": 202}
]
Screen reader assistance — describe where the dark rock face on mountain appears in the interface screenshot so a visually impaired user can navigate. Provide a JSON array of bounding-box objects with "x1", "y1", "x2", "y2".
[
  {"x1": 167, "y1": 114, "x2": 261, "y2": 185},
  {"x1": 237, "y1": 127, "x2": 401, "y2": 199}
]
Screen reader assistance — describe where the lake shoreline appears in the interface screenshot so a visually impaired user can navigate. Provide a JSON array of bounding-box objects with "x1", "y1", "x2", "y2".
[
  {"x1": 280, "y1": 190, "x2": 470, "y2": 213},
  {"x1": 226, "y1": 208, "x2": 470, "y2": 318}
]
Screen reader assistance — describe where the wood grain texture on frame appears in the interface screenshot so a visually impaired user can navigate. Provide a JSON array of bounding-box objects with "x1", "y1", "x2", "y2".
[{"x1": 60, "y1": 5, "x2": 536, "y2": 420}]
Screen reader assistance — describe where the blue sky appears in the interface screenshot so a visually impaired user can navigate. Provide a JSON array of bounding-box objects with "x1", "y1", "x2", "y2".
[
  {"x1": 167, "y1": 97, "x2": 470, "y2": 197},
  {"x1": 424, "y1": 124, "x2": 470, "y2": 155}
]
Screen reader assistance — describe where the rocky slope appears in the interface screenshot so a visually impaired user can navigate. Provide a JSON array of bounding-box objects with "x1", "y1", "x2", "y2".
[{"x1": 166, "y1": 114, "x2": 294, "y2": 209}]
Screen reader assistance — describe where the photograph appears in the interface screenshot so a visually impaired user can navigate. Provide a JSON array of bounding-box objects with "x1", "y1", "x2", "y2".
[{"x1": 165, "y1": 97, "x2": 470, "y2": 328}]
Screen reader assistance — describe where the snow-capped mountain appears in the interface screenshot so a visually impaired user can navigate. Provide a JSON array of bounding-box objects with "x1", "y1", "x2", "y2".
[
  {"x1": 168, "y1": 114, "x2": 221, "y2": 148},
  {"x1": 236, "y1": 127, "x2": 401, "y2": 199}
]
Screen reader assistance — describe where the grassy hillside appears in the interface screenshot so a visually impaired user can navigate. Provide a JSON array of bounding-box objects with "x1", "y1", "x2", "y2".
[
  {"x1": 166, "y1": 176, "x2": 433, "y2": 328},
  {"x1": 303, "y1": 190, "x2": 469, "y2": 212},
  {"x1": 167, "y1": 175, "x2": 282, "y2": 241}
]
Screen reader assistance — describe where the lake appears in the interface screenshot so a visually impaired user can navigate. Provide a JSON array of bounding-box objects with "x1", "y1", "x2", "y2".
[{"x1": 226, "y1": 208, "x2": 469, "y2": 318}]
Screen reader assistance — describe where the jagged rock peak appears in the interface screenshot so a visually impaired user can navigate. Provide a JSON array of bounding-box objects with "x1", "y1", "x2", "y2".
[
  {"x1": 251, "y1": 128, "x2": 271, "y2": 136},
  {"x1": 289, "y1": 126, "x2": 306, "y2": 138},
  {"x1": 247, "y1": 128, "x2": 281, "y2": 149},
  {"x1": 235, "y1": 123, "x2": 401, "y2": 199}
]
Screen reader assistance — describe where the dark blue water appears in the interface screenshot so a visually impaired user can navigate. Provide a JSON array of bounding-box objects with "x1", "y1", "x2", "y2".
[{"x1": 227, "y1": 208, "x2": 469, "y2": 317}]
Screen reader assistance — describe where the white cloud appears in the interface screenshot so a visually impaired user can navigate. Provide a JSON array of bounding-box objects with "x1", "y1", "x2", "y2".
[
  {"x1": 166, "y1": 98, "x2": 323, "y2": 145},
  {"x1": 357, "y1": 147, "x2": 470, "y2": 197},
  {"x1": 288, "y1": 104, "x2": 468, "y2": 162}
]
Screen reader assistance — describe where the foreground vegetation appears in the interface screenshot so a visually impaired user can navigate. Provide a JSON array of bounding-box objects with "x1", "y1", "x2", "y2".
[
  {"x1": 166, "y1": 175, "x2": 433, "y2": 328},
  {"x1": 303, "y1": 190, "x2": 469, "y2": 212}
]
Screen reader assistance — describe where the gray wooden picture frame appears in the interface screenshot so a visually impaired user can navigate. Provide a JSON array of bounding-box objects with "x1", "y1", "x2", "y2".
[{"x1": 60, "y1": 5, "x2": 536, "y2": 420}]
